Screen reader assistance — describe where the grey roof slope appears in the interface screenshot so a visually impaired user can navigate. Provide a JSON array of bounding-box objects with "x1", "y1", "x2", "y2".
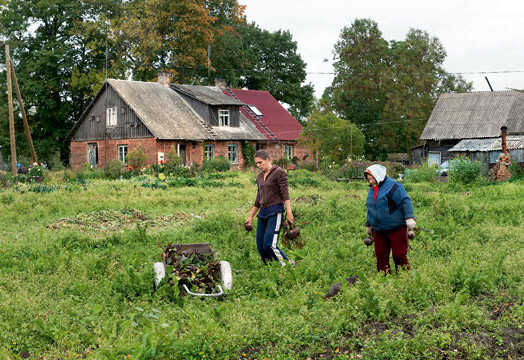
[
  {"x1": 171, "y1": 84, "x2": 244, "y2": 106},
  {"x1": 420, "y1": 91, "x2": 524, "y2": 140},
  {"x1": 109, "y1": 79, "x2": 210, "y2": 140},
  {"x1": 109, "y1": 80, "x2": 264, "y2": 141}
]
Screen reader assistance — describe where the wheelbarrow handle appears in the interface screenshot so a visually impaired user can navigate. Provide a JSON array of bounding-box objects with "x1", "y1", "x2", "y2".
[{"x1": 182, "y1": 284, "x2": 224, "y2": 297}]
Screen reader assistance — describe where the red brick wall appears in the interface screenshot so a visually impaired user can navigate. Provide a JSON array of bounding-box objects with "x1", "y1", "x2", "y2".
[
  {"x1": 258, "y1": 142, "x2": 311, "y2": 163},
  {"x1": 71, "y1": 139, "x2": 312, "y2": 170},
  {"x1": 71, "y1": 138, "x2": 157, "y2": 170}
]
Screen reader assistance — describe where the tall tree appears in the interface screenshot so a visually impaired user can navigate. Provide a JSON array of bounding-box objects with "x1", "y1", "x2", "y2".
[
  {"x1": 0, "y1": 0, "x2": 118, "y2": 165},
  {"x1": 208, "y1": 22, "x2": 314, "y2": 122},
  {"x1": 323, "y1": 19, "x2": 472, "y2": 159}
]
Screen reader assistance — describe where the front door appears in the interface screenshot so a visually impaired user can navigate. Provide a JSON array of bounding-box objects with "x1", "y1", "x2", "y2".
[
  {"x1": 87, "y1": 143, "x2": 98, "y2": 166},
  {"x1": 178, "y1": 144, "x2": 186, "y2": 166}
]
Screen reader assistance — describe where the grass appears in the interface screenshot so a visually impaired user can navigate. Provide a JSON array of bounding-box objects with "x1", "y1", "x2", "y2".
[{"x1": 0, "y1": 172, "x2": 523, "y2": 359}]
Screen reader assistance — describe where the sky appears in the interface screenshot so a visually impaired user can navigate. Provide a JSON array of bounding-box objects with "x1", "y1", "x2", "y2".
[{"x1": 239, "y1": 0, "x2": 524, "y2": 99}]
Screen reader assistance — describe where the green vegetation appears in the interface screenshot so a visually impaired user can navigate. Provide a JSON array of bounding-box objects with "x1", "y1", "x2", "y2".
[{"x1": 0, "y1": 171, "x2": 523, "y2": 359}]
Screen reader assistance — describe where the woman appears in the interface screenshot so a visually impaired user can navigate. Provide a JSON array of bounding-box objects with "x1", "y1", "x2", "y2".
[
  {"x1": 245, "y1": 150, "x2": 295, "y2": 267},
  {"x1": 364, "y1": 164, "x2": 416, "y2": 274}
]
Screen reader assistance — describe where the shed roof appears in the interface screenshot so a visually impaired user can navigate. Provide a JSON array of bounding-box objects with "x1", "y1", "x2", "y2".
[
  {"x1": 420, "y1": 91, "x2": 524, "y2": 140},
  {"x1": 448, "y1": 135, "x2": 524, "y2": 152},
  {"x1": 224, "y1": 89, "x2": 303, "y2": 141},
  {"x1": 171, "y1": 84, "x2": 244, "y2": 106}
]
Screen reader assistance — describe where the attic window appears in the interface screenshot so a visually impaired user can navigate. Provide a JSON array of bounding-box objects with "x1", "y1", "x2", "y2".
[
  {"x1": 106, "y1": 106, "x2": 117, "y2": 127},
  {"x1": 218, "y1": 109, "x2": 230, "y2": 126},
  {"x1": 248, "y1": 105, "x2": 263, "y2": 116}
]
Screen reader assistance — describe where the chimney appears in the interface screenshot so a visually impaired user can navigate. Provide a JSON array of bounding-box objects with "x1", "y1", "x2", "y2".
[
  {"x1": 158, "y1": 71, "x2": 171, "y2": 88},
  {"x1": 215, "y1": 78, "x2": 227, "y2": 90},
  {"x1": 501, "y1": 126, "x2": 507, "y2": 153}
]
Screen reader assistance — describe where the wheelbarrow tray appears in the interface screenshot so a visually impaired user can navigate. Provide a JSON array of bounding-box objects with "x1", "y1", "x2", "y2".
[{"x1": 154, "y1": 243, "x2": 232, "y2": 297}]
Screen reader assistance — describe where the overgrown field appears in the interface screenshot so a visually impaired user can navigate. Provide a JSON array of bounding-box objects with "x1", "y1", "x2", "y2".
[{"x1": 0, "y1": 171, "x2": 523, "y2": 359}]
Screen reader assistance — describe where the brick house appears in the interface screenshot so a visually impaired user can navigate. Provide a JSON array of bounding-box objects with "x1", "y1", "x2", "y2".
[
  {"x1": 220, "y1": 86, "x2": 309, "y2": 163},
  {"x1": 66, "y1": 75, "x2": 266, "y2": 170}
]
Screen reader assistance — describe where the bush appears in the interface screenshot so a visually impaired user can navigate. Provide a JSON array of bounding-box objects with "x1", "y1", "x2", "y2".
[
  {"x1": 201, "y1": 155, "x2": 231, "y2": 173},
  {"x1": 28, "y1": 165, "x2": 45, "y2": 178},
  {"x1": 242, "y1": 141, "x2": 255, "y2": 168},
  {"x1": 297, "y1": 161, "x2": 316, "y2": 172},
  {"x1": 404, "y1": 161, "x2": 438, "y2": 183},
  {"x1": 509, "y1": 162, "x2": 524, "y2": 180},
  {"x1": 448, "y1": 156, "x2": 485, "y2": 184},
  {"x1": 127, "y1": 145, "x2": 147, "y2": 169},
  {"x1": 104, "y1": 159, "x2": 124, "y2": 179},
  {"x1": 164, "y1": 146, "x2": 190, "y2": 177}
]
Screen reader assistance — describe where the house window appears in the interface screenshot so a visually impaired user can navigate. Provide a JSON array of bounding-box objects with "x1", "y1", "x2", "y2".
[
  {"x1": 106, "y1": 106, "x2": 117, "y2": 127},
  {"x1": 428, "y1": 152, "x2": 441, "y2": 166},
  {"x1": 256, "y1": 144, "x2": 265, "y2": 150},
  {"x1": 228, "y1": 144, "x2": 238, "y2": 164},
  {"x1": 248, "y1": 105, "x2": 263, "y2": 116},
  {"x1": 204, "y1": 144, "x2": 215, "y2": 160},
  {"x1": 284, "y1": 145, "x2": 294, "y2": 160},
  {"x1": 118, "y1": 145, "x2": 128, "y2": 164},
  {"x1": 218, "y1": 109, "x2": 230, "y2": 126}
]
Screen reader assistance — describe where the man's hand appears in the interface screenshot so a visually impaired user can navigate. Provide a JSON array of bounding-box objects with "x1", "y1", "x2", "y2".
[
  {"x1": 366, "y1": 226, "x2": 373, "y2": 237},
  {"x1": 406, "y1": 218, "x2": 416, "y2": 231}
]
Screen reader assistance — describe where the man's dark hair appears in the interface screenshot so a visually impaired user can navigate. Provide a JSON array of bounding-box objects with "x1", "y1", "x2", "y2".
[{"x1": 254, "y1": 149, "x2": 270, "y2": 160}]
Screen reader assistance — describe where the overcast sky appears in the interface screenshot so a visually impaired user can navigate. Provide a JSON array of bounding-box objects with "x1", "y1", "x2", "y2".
[{"x1": 239, "y1": 0, "x2": 524, "y2": 98}]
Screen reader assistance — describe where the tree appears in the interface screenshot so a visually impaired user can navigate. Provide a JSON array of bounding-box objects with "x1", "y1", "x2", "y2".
[
  {"x1": 0, "y1": 0, "x2": 118, "y2": 165},
  {"x1": 299, "y1": 105, "x2": 364, "y2": 169},
  {"x1": 323, "y1": 19, "x2": 472, "y2": 159},
  {"x1": 208, "y1": 22, "x2": 314, "y2": 122}
]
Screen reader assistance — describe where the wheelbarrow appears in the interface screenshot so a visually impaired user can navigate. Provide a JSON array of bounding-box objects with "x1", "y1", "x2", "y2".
[{"x1": 153, "y1": 243, "x2": 232, "y2": 297}]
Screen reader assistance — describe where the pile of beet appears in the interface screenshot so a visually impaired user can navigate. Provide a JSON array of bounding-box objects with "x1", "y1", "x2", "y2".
[{"x1": 161, "y1": 245, "x2": 222, "y2": 295}]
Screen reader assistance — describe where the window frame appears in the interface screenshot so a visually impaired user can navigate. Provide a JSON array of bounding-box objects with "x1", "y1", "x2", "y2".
[
  {"x1": 204, "y1": 144, "x2": 215, "y2": 160},
  {"x1": 284, "y1": 145, "x2": 294, "y2": 160},
  {"x1": 106, "y1": 106, "x2": 118, "y2": 127},
  {"x1": 228, "y1": 143, "x2": 238, "y2": 164},
  {"x1": 428, "y1": 151, "x2": 441, "y2": 166},
  {"x1": 118, "y1": 145, "x2": 128, "y2": 164},
  {"x1": 218, "y1": 109, "x2": 230, "y2": 127}
]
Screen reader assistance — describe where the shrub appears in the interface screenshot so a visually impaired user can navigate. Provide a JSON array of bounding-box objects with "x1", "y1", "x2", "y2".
[
  {"x1": 127, "y1": 145, "x2": 147, "y2": 169},
  {"x1": 104, "y1": 159, "x2": 124, "y2": 179},
  {"x1": 448, "y1": 156, "x2": 485, "y2": 184},
  {"x1": 242, "y1": 141, "x2": 255, "y2": 168},
  {"x1": 163, "y1": 146, "x2": 190, "y2": 177},
  {"x1": 201, "y1": 155, "x2": 230, "y2": 173},
  {"x1": 404, "y1": 161, "x2": 438, "y2": 183},
  {"x1": 509, "y1": 161, "x2": 524, "y2": 180},
  {"x1": 28, "y1": 165, "x2": 45, "y2": 178},
  {"x1": 297, "y1": 160, "x2": 316, "y2": 172}
]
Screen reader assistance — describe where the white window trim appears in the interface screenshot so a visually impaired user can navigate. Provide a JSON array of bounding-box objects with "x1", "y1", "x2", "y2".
[
  {"x1": 228, "y1": 144, "x2": 238, "y2": 164},
  {"x1": 285, "y1": 145, "x2": 294, "y2": 160},
  {"x1": 204, "y1": 144, "x2": 215, "y2": 160},
  {"x1": 218, "y1": 109, "x2": 230, "y2": 127},
  {"x1": 106, "y1": 106, "x2": 118, "y2": 127},
  {"x1": 118, "y1": 145, "x2": 128, "y2": 164}
]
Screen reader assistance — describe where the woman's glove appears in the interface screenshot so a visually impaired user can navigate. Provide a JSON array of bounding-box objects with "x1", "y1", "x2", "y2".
[
  {"x1": 366, "y1": 226, "x2": 373, "y2": 236},
  {"x1": 406, "y1": 218, "x2": 416, "y2": 231}
]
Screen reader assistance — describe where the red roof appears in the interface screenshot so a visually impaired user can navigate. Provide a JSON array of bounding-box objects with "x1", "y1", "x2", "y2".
[{"x1": 223, "y1": 89, "x2": 303, "y2": 141}]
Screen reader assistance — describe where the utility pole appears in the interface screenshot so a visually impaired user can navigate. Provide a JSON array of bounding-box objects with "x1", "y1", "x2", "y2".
[
  {"x1": 6, "y1": 44, "x2": 17, "y2": 175},
  {"x1": 10, "y1": 59, "x2": 37, "y2": 163}
]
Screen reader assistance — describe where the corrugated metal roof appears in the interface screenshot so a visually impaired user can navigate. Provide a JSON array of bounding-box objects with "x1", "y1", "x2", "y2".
[
  {"x1": 449, "y1": 136, "x2": 524, "y2": 152},
  {"x1": 225, "y1": 89, "x2": 303, "y2": 141},
  {"x1": 171, "y1": 84, "x2": 244, "y2": 106},
  {"x1": 420, "y1": 91, "x2": 524, "y2": 140}
]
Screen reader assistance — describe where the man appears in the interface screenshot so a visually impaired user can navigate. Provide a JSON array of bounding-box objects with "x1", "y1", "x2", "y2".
[
  {"x1": 245, "y1": 150, "x2": 295, "y2": 267},
  {"x1": 364, "y1": 164, "x2": 416, "y2": 273}
]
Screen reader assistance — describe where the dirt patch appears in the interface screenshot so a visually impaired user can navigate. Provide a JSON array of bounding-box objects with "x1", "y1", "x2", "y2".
[
  {"x1": 294, "y1": 194, "x2": 323, "y2": 205},
  {"x1": 48, "y1": 208, "x2": 192, "y2": 236}
]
